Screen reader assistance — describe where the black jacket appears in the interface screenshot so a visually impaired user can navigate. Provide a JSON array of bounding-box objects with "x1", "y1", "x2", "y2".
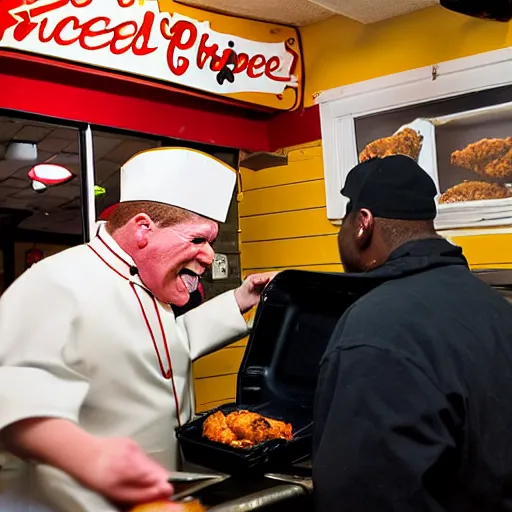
[{"x1": 313, "y1": 238, "x2": 512, "y2": 512}]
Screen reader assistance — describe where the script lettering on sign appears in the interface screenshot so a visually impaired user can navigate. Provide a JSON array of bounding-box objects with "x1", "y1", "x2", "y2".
[{"x1": 0, "y1": 0, "x2": 299, "y2": 100}]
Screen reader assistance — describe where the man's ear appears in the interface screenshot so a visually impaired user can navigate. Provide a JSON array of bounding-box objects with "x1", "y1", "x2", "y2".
[
  {"x1": 133, "y1": 214, "x2": 153, "y2": 248},
  {"x1": 354, "y1": 208, "x2": 374, "y2": 250}
]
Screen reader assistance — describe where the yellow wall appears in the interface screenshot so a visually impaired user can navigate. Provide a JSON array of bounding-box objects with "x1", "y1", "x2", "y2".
[
  {"x1": 193, "y1": 7, "x2": 512, "y2": 411},
  {"x1": 301, "y1": 5, "x2": 512, "y2": 107},
  {"x1": 193, "y1": 338, "x2": 247, "y2": 413},
  {"x1": 239, "y1": 143, "x2": 340, "y2": 275}
]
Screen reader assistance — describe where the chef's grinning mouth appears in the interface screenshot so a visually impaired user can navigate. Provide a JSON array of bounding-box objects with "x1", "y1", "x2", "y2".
[
  {"x1": 179, "y1": 268, "x2": 198, "y2": 277},
  {"x1": 179, "y1": 268, "x2": 200, "y2": 293}
]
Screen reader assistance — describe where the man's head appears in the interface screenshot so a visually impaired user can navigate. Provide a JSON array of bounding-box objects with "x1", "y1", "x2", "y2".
[
  {"x1": 106, "y1": 147, "x2": 237, "y2": 305},
  {"x1": 107, "y1": 201, "x2": 217, "y2": 306},
  {"x1": 338, "y1": 155, "x2": 439, "y2": 273}
]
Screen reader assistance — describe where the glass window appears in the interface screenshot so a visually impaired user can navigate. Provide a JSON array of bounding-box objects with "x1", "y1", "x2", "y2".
[
  {"x1": 92, "y1": 129, "x2": 161, "y2": 220},
  {"x1": 0, "y1": 114, "x2": 84, "y2": 287},
  {"x1": 355, "y1": 85, "x2": 512, "y2": 202}
]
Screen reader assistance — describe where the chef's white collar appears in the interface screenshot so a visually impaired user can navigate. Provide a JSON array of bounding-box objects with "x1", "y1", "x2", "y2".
[{"x1": 88, "y1": 223, "x2": 142, "y2": 284}]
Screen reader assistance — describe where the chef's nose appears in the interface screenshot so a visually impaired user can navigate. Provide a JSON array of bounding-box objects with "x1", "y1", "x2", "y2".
[{"x1": 198, "y1": 242, "x2": 215, "y2": 266}]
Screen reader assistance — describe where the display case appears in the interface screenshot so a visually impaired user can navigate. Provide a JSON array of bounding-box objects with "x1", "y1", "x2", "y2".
[
  {"x1": 359, "y1": 102, "x2": 512, "y2": 230},
  {"x1": 318, "y1": 47, "x2": 512, "y2": 230}
]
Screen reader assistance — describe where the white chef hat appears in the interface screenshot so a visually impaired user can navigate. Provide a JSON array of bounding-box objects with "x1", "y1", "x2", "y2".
[{"x1": 119, "y1": 147, "x2": 237, "y2": 223}]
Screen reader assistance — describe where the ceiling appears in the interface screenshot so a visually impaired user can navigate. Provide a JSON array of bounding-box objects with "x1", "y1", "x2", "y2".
[
  {"x1": 177, "y1": 0, "x2": 439, "y2": 26},
  {"x1": 0, "y1": 117, "x2": 157, "y2": 236}
]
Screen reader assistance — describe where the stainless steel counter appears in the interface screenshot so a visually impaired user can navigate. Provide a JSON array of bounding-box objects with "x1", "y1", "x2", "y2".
[{"x1": 181, "y1": 461, "x2": 313, "y2": 511}]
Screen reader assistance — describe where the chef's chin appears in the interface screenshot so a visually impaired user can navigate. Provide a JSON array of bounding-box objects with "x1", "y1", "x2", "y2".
[{"x1": 164, "y1": 286, "x2": 190, "y2": 307}]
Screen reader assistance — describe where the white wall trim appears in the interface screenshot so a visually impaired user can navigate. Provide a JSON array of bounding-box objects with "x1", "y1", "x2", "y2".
[{"x1": 317, "y1": 46, "x2": 512, "y2": 223}]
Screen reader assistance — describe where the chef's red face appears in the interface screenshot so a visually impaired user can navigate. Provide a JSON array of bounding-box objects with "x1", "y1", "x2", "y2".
[{"x1": 130, "y1": 214, "x2": 218, "y2": 305}]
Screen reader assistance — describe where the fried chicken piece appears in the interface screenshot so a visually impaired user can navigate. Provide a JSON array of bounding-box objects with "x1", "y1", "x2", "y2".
[
  {"x1": 226, "y1": 410, "x2": 274, "y2": 445},
  {"x1": 130, "y1": 500, "x2": 206, "y2": 512},
  {"x1": 266, "y1": 418, "x2": 293, "y2": 441},
  {"x1": 202, "y1": 411, "x2": 237, "y2": 445},
  {"x1": 484, "y1": 147, "x2": 512, "y2": 179},
  {"x1": 230, "y1": 439, "x2": 255, "y2": 448},
  {"x1": 226, "y1": 410, "x2": 293, "y2": 444},
  {"x1": 451, "y1": 137, "x2": 512, "y2": 177},
  {"x1": 438, "y1": 181, "x2": 511, "y2": 204},
  {"x1": 359, "y1": 127, "x2": 423, "y2": 163},
  {"x1": 202, "y1": 409, "x2": 293, "y2": 448}
]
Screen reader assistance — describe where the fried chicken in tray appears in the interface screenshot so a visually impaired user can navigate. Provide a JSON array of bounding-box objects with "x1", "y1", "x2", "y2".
[
  {"x1": 439, "y1": 181, "x2": 511, "y2": 204},
  {"x1": 451, "y1": 137, "x2": 512, "y2": 179},
  {"x1": 359, "y1": 127, "x2": 423, "y2": 163},
  {"x1": 202, "y1": 410, "x2": 293, "y2": 448}
]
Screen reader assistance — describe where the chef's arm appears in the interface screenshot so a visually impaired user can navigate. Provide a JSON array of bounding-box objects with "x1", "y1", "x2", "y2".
[
  {"x1": 313, "y1": 344, "x2": 462, "y2": 512},
  {"x1": 179, "y1": 272, "x2": 277, "y2": 360},
  {"x1": 178, "y1": 290, "x2": 249, "y2": 360},
  {"x1": 0, "y1": 265, "x2": 91, "y2": 461},
  {"x1": 2, "y1": 418, "x2": 100, "y2": 478}
]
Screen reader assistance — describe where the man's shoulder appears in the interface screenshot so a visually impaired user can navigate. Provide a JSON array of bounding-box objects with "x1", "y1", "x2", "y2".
[
  {"x1": 329, "y1": 276, "x2": 435, "y2": 352},
  {"x1": 347, "y1": 279, "x2": 416, "y2": 321}
]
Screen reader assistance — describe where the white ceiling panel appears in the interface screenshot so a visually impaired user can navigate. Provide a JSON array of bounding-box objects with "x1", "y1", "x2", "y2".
[
  {"x1": 0, "y1": 120, "x2": 23, "y2": 142},
  {"x1": 179, "y1": 0, "x2": 439, "y2": 25},
  {"x1": 93, "y1": 136, "x2": 124, "y2": 160},
  {"x1": 0, "y1": 160, "x2": 24, "y2": 180},
  {"x1": 13, "y1": 125, "x2": 52, "y2": 143},
  {"x1": 38, "y1": 137, "x2": 74, "y2": 154},
  {"x1": 105, "y1": 140, "x2": 157, "y2": 165},
  {"x1": 178, "y1": 0, "x2": 333, "y2": 26},
  {"x1": 50, "y1": 128, "x2": 79, "y2": 140},
  {"x1": 310, "y1": 0, "x2": 438, "y2": 23}
]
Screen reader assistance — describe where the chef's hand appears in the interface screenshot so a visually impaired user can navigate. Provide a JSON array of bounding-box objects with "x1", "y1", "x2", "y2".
[
  {"x1": 234, "y1": 272, "x2": 278, "y2": 314},
  {"x1": 81, "y1": 438, "x2": 173, "y2": 505}
]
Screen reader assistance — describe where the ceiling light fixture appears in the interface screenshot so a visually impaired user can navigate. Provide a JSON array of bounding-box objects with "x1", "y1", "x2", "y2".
[
  {"x1": 31, "y1": 181, "x2": 47, "y2": 194},
  {"x1": 28, "y1": 163, "x2": 74, "y2": 186},
  {"x1": 5, "y1": 142, "x2": 38, "y2": 161}
]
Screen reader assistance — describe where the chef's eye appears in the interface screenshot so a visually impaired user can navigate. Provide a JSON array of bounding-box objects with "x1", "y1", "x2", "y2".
[{"x1": 191, "y1": 237, "x2": 206, "y2": 244}]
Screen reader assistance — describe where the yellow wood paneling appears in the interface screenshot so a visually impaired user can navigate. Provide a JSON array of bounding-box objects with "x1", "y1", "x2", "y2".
[
  {"x1": 241, "y1": 234, "x2": 339, "y2": 269},
  {"x1": 193, "y1": 347, "x2": 245, "y2": 379},
  {"x1": 471, "y1": 263, "x2": 512, "y2": 270},
  {"x1": 452, "y1": 234, "x2": 512, "y2": 266},
  {"x1": 287, "y1": 144, "x2": 323, "y2": 162},
  {"x1": 239, "y1": 180, "x2": 326, "y2": 217},
  {"x1": 194, "y1": 374, "x2": 237, "y2": 407},
  {"x1": 228, "y1": 338, "x2": 247, "y2": 348},
  {"x1": 241, "y1": 156, "x2": 323, "y2": 191},
  {"x1": 243, "y1": 264, "x2": 343, "y2": 276},
  {"x1": 240, "y1": 208, "x2": 338, "y2": 243}
]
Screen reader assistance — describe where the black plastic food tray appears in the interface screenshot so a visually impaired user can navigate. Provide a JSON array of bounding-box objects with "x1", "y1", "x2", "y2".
[{"x1": 176, "y1": 402, "x2": 313, "y2": 475}]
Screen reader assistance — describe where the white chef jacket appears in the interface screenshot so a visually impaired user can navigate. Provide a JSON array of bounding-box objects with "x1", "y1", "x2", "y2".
[{"x1": 0, "y1": 225, "x2": 249, "y2": 512}]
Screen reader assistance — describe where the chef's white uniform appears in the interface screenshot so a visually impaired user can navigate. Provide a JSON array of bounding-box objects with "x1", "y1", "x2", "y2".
[{"x1": 0, "y1": 226, "x2": 249, "y2": 511}]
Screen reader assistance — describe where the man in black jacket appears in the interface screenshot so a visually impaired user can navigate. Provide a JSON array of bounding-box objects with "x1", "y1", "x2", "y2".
[{"x1": 313, "y1": 155, "x2": 512, "y2": 512}]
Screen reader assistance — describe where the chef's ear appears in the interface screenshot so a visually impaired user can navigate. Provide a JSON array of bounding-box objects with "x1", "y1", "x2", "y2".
[{"x1": 133, "y1": 214, "x2": 152, "y2": 248}]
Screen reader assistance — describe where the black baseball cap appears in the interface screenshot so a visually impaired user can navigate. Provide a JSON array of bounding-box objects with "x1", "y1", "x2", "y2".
[{"x1": 341, "y1": 155, "x2": 437, "y2": 220}]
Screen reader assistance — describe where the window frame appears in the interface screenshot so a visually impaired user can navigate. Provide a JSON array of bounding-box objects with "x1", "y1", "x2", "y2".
[{"x1": 317, "y1": 47, "x2": 512, "y2": 230}]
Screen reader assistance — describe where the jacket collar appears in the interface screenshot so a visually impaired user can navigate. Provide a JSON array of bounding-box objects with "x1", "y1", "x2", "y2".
[
  {"x1": 364, "y1": 237, "x2": 469, "y2": 281},
  {"x1": 88, "y1": 224, "x2": 143, "y2": 286}
]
